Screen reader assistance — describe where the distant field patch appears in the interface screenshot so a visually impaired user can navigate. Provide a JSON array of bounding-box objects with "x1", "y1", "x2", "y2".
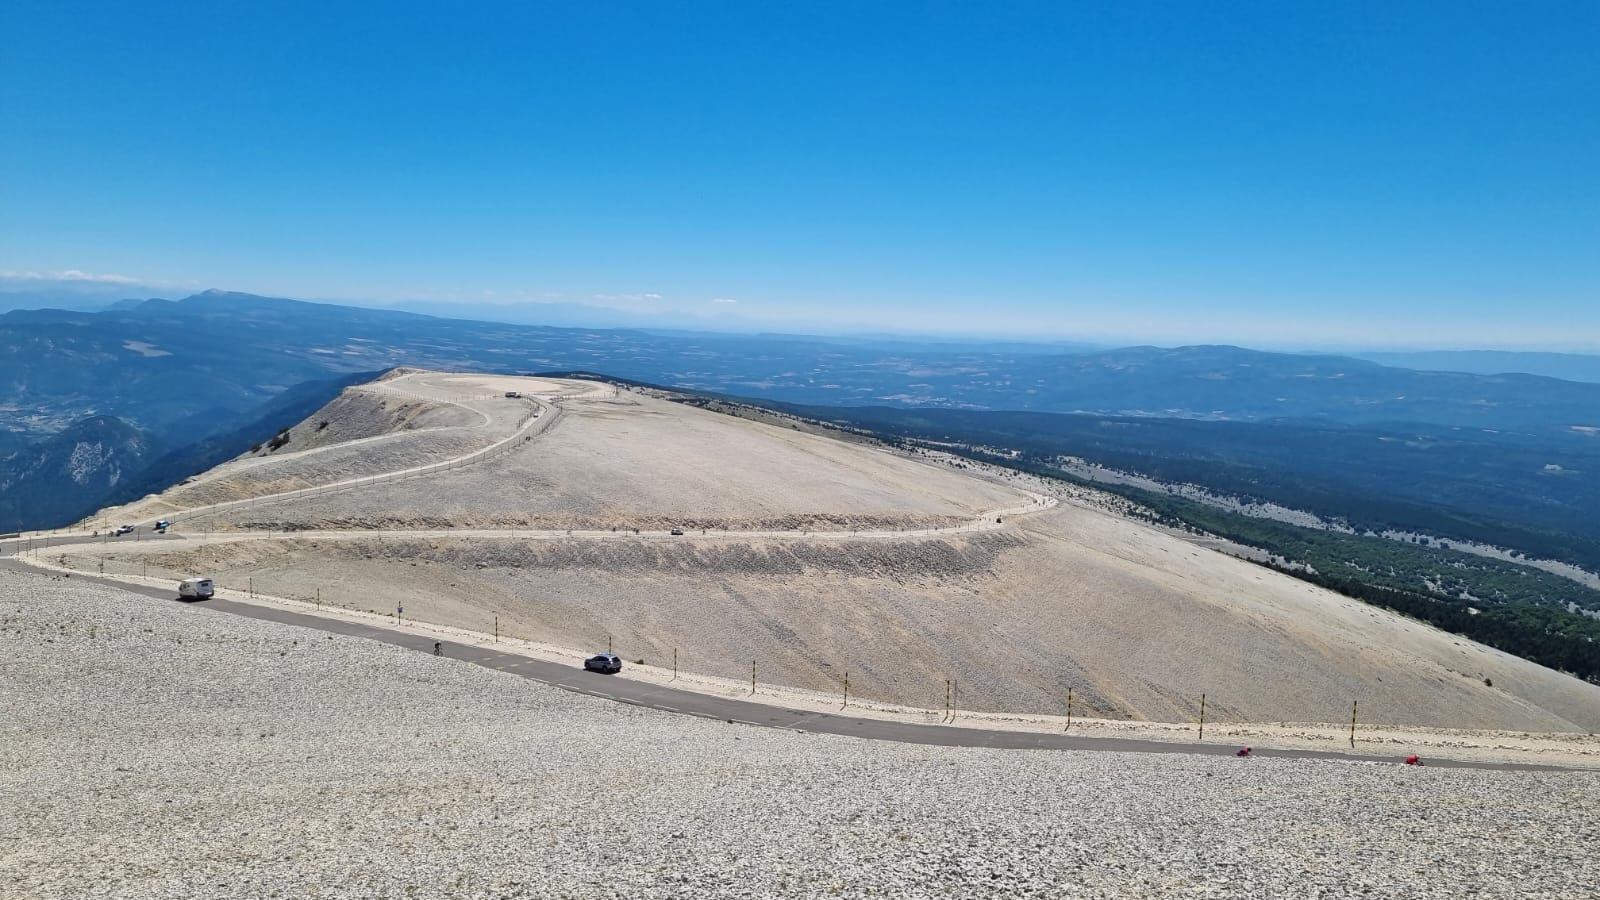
[{"x1": 121, "y1": 340, "x2": 171, "y2": 357}]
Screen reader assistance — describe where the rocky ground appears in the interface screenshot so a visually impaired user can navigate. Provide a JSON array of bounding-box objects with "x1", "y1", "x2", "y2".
[
  {"x1": 4, "y1": 568, "x2": 1598, "y2": 899},
  {"x1": 74, "y1": 493, "x2": 1600, "y2": 732},
  {"x1": 92, "y1": 373, "x2": 537, "y2": 526},
  {"x1": 152, "y1": 428, "x2": 495, "y2": 512},
  {"x1": 173, "y1": 384, "x2": 1027, "y2": 534}
]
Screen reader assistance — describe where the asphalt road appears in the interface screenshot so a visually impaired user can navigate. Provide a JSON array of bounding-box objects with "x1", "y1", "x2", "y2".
[{"x1": 1, "y1": 538, "x2": 1569, "y2": 772}]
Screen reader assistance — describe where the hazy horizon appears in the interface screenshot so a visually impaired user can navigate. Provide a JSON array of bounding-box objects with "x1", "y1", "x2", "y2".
[{"x1": 7, "y1": 275, "x2": 1600, "y2": 358}]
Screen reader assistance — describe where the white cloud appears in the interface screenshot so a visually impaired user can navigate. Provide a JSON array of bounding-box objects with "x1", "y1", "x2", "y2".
[
  {"x1": 711, "y1": 297, "x2": 738, "y2": 304},
  {"x1": 60, "y1": 269, "x2": 141, "y2": 284},
  {"x1": 589, "y1": 291, "x2": 665, "y2": 304},
  {"x1": 1, "y1": 269, "x2": 144, "y2": 285}
]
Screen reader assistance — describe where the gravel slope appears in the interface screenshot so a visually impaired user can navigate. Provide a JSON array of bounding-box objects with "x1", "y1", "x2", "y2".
[
  {"x1": 181, "y1": 384, "x2": 1027, "y2": 532},
  {"x1": 102, "y1": 506, "x2": 1600, "y2": 732},
  {"x1": 64, "y1": 370, "x2": 1600, "y2": 733},
  {"x1": 92, "y1": 373, "x2": 530, "y2": 525},
  {"x1": 4, "y1": 568, "x2": 1597, "y2": 899}
]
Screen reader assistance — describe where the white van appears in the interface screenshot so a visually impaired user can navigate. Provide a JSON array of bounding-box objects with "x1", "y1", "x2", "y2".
[{"x1": 178, "y1": 577, "x2": 215, "y2": 599}]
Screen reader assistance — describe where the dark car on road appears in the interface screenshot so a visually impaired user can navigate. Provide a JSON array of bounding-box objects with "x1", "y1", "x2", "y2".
[{"x1": 583, "y1": 653, "x2": 623, "y2": 674}]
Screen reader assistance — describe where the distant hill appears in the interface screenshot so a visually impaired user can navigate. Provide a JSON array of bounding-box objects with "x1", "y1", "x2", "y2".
[
  {"x1": 0, "y1": 415, "x2": 158, "y2": 531},
  {"x1": 0, "y1": 275, "x2": 167, "y2": 313},
  {"x1": 8, "y1": 288, "x2": 1600, "y2": 532},
  {"x1": 1359, "y1": 350, "x2": 1600, "y2": 384},
  {"x1": 939, "y1": 344, "x2": 1600, "y2": 427},
  {"x1": 8, "y1": 290, "x2": 1600, "y2": 439}
]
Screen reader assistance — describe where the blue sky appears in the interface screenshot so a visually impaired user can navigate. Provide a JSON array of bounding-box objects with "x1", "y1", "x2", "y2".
[{"x1": 3, "y1": 1, "x2": 1596, "y2": 347}]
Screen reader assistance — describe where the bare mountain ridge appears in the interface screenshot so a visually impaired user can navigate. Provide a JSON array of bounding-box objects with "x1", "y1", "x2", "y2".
[{"x1": 72, "y1": 369, "x2": 1600, "y2": 733}]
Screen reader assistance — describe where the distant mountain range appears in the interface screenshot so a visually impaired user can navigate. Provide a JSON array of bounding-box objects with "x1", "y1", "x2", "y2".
[
  {"x1": 3, "y1": 288, "x2": 1600, "y2": 530},
  {"x1": 6, "y1": 289, "x2": 1600, "y2": 434},
  {"x1": 1358, "y1": 350, "x2": 1600, "y2": 384}
]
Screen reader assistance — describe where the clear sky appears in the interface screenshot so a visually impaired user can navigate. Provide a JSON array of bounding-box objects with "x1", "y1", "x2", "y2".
[{"x1": 3, "y1": 1, "x2": 1596, "y2": 347}]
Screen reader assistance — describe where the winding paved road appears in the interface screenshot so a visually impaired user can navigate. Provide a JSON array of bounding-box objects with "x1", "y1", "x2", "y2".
[
  {"x1": 1, "y1": 373, "x2": 1572, "y2": 771},
  {"x1": 0, "y1": 538, "x2": 1567, "y2": 772}
]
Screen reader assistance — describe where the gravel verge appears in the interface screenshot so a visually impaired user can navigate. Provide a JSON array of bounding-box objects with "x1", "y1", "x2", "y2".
[{"x1": 4, "y1": 568, "x2": 1598, "y2": 899}]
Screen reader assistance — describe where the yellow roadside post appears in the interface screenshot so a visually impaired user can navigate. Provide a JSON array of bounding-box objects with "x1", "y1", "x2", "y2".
[
  {"x1": 1199, "y1": 693, "x2": 1207, "y2": 740},
  {"x1": 1065, "y1": 687, "x2": 1073, "y2": 731},
  {"x1": 1350, "y1": 700, "x2": 1359, "y2": 749}
]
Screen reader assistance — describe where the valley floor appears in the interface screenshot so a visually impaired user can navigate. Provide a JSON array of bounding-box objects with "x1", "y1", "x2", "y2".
[{"x1": 4, "y1": 568, "x2": 1598, "y2": 899}]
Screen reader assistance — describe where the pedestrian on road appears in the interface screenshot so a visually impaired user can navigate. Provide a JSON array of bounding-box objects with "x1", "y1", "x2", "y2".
[{"x1": 433, "y1": 641, "x2": 442, "y2": 656}]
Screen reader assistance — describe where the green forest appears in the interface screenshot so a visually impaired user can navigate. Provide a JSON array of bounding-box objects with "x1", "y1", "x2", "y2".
[
  {"x1": 737, "y1": 401, "x2": 1600, "y2": 573},
  {"x1": 997, "y1": 453, "x2": 1600, "y2": 682}
]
